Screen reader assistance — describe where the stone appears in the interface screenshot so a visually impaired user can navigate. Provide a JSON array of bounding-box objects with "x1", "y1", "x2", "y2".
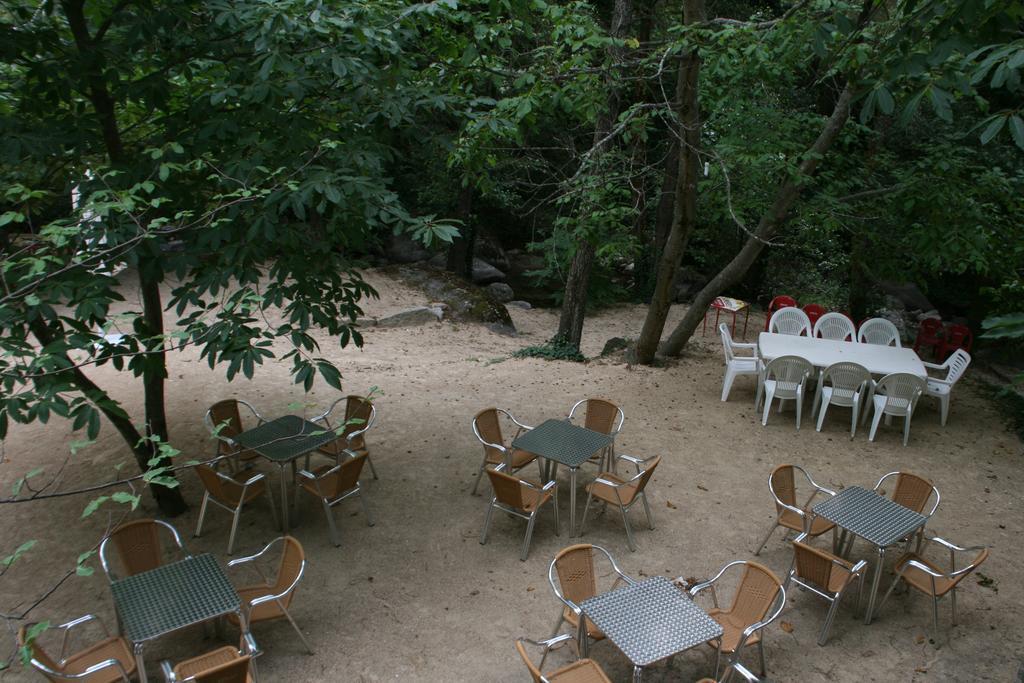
[
  {"x1": 386, "y1": 233, "x2": 431, "y2": 264},
  {"x1": 471, "y1": 258, "x2": 506, "y2": 285},
  {"x1": 877, "y1": 280, "x2": 934, "y2": 312},
  {"x1": 601, "y1": 337, "x2": 630, "y2": 356},
  {"x1": 486, "y1": 282, "x2": 514, "y2": 302},
  {"x1": 507, "y1": 300, "x2": 532, "y2": 310},
  {"x1": 391, "y1": 266, "x2": 515, "y2": 331},
  {"x1": 375, "y1": 306, "x2": 443, "y2": 327}
]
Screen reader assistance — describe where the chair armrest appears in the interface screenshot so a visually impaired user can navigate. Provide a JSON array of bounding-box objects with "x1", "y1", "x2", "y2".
[
  {"x1": 731, "y1": 341, "x2": 758, "y2": 351},
  {"x1": 737, "y1": 586, "x2": 786, "y2": 645},
  {"x1": 218, "y1": 470, "x2": 266, "y2": 488},
  {"x1": 520, "y1": 633, "x2": 574, "y2": 650},
  {"x1": 160, "y1": 659, "x2": 177, "y2": 682},
  {"x1": 926, "y1": 535, "x2": 982, "y2": 553},
  {"x1": 57, "y1": 614, "x2": 107, "y2": 635},
  {"x1": 249, "y1": 560, "x2": 306, "y2": 607},
  {"x1": 540, "y1": 480, "x2": 558, "y2": 493},
  {"x1": 228, "y1": 537, "x2": 285, "y2": 568},
  {"x1": 236, "y1": 400, "x2": 268, "y2": 424},
  {"x1": 508, "y1": 414, "x2": 534, "y2": 431},
  {"x1": 592, "y1": 476, "x2": 624, "y2": 488}
]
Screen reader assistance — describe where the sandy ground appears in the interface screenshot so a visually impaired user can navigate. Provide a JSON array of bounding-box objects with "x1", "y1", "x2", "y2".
[{"x1": 0, "y1": 268, "x2": 1021, "y2": 682}]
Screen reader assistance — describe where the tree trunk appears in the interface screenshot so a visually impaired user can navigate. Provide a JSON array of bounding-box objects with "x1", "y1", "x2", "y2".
[
  {"x1": 556, "y1": 0, "x2": 634, "y2": 349},
  {"x1": 62, "y1": 0, "x2": 186, "y2": 515},
  {"x1": 660, "y1": 85, "x2": 854, "y2": 356},
  {"x1": 556, "y1": 241, "x2": 597, "y2": 348},
  {"x1": 445, "y1": 184, "x2": 475, "y2": 278},
  {"x1": 634, "y1": 0, "x2": 706, "y2": 364}
]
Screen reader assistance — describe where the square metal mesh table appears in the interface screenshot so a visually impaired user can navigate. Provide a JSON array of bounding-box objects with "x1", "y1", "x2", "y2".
[
  {"x1": 111, "y1": 554, "x2": 240, "y2": 643},
  {"x1": 511, "y1": 419, "x2": 613, "y2": 468},
  {"x1": 813, "y1": 486, "x2": 926, "y2": 548},
  {"x1": 581, "y1": 576, "x2": 722, "y2": 667},
  {"x1": 235, "y1": 415, "x2": 338, "y2": 463}
]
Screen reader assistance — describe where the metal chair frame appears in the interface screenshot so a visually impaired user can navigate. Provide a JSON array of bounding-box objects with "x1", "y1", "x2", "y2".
[
  {"x1": 470, "y1": 408, "x2": 539, "y2": 495},
  {"x1": 547, "y1": 544, "x2": 636, "y2": 649},
  {"x1": 310, "y1": 395, "x2": 379, "y2": 478},
  {"x1": 577, "y1": 454, "x2": 658, "y2": 551},
  {"x1": 877, "y1": 535, "x2": 988, "y2": 633},
  {"x1": 159, "y1": 634, "x2": 260, "y2": 682},
  {"x1": 194, "y1": 464, "x2": 278, "y2": 555},
  {"x1": 203, "y1": 399, "x2": 267, "y2": 472},
  {"x1": 785, "y1": 535, "x2": 867, "y2": 645},
  {"x1": 567, "y1": 398, "x2": 624, "y2": 472},
  {"x1": 20, "y1": 614, "x2": 135, "y2": 681},
  {"x1": 754, "y1": 464, "x2": 836, "y2": 556},
  {"x1": 515, "y1": 633, "x2": 611, "y2": 683},
  {"x1": 479, "y1": 464, "x2": 559, "y2": 561},
  {"x1": 99, "y1": 519, "x2": 190, "y2": 582},
  {"x1": 227, "y1": 537, "x2": 313, "y2": 654},
  {"x1": 688, "y1": 561, "x2": 786, "y2": 682},
  {"x1": 296, "y1": 453, "x2": 374, "y2": 548}
]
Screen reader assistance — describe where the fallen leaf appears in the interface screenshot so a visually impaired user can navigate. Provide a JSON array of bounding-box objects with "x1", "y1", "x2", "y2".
[
  {"x1": 780, "y1": 621, "x2": 794, "y2": 633},
  {"x1": 914, "y1": 634, "x2": 925, "y2": 644},
  {"x1": 526, "y1": 586, "x2": 535, "y2": 592},
  {"x1": 915, "y1": 667, "x2": 928, "y2": 673},
  {"x1": 697, "y1": 484, "x2": 708, "y2": 492},
  {"x1": 666, "y1": 501, "x2": 678, "y2": 509}
]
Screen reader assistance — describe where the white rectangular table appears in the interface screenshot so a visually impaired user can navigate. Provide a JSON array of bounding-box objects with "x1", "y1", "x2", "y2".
[{"x1": 758, "y1": 332, "x2": 926, "y2": 378}]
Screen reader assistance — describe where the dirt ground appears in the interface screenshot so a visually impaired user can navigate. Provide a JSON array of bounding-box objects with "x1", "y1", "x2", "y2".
[{"x1": 1, "y1": 268, "x2": 1021, "y2": 682}]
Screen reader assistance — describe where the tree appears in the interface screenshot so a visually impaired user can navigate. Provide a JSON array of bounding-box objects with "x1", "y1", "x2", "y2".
[{"x1": 0, "y1": 0, "x2": 463, "y2": 514}]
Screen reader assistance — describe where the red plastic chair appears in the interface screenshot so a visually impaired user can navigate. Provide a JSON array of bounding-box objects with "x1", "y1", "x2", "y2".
[
  {"x1": 913, "y1": 318, "x2": 945, "y2": 359},
  {"x1": 937, "y1": 324, "x2": 972, "y2": 360},
  {"x1": 764, "y1": 295, "x2": 798, "y2": 331},
  {"x1": 802, "y1": 304, "x2": 827, "y2": 330}
]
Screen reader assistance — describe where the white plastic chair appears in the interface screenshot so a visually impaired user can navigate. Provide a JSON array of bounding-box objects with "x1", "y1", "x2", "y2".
[
  {"x1": 768, "y1": 308, "x2": 811, "y2": 336},
  {"x1": 811, "y1": 362, "x2": 872, "y2": 437},
  {"x1": 813, "y1": 312, "x2": 856, "y2": 341},
  {"x1": 720, "y1": 323, "x2": 760, "y2": 401},
  {"x1": 858, "y1": 318, "x2": 901, "y2": 347},
  {"x1": 756, "y1": 355, "x2": 814, "y2": 429},
  {"x1": 922, "y1": 349, "x2": 970, "y2": 426},
  {"x1": 867, "y1": 373, "x2": 925, "y2": 446}
]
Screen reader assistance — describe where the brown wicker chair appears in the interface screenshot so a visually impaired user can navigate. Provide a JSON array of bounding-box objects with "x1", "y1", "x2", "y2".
[
  {"x1": 471, "y1": 408, "x2": 540, "y2": 495},
  {"x1": 688, "y1": 560, "x2": 786, "y2": 681},
  {"x1": 878, "y1": 535, "x2": 989, "y2": 633},
  {"x1": 785, "y1": 538, "x2": 867, "y2": 645},
  {"x1": 754, "y1": 464, "x2": 836, "y2": 556},
  {"x1": 547, "y1": 544, "x2": 635, "y2": 650},
  {"x1": 297, "y1": 452, "x2": 373, "y2": 548},
  {"x1": 160, "y1": 645, "x2": 253, "y2": 682},
  {"x1": 578, "y1": 454, "x2": 660, "y2": 551},
  {"x1": 99, "y1": 519, "x2": 189, "y2": 581},
  {"x1": 567, "y1": 398, "x2": 624, "y2": 472},
  {"x1": 226, "y1": 536, "x2": 313, "y2": 654},
  {"x1": 515, "y1": 634, "x2": 611, "y2": 683},
  {"x1": 838, "y1": 471, "x2": 941, "y2": 557},
  {"x1": 310, "y1": 395, "x2": 379, "y2": 479},
  {"x1": 193, "y1": 464, "x2": 277, "y2": 554},
  {"x1": 18, "y1": 615, "x2": 136, "y2": 682},
  {"x1": 204, "y1": 399, "x2": 266, "y2": 472},
  {"x1": 479, "y1": 465, "x2": 558, "y2": 561}
]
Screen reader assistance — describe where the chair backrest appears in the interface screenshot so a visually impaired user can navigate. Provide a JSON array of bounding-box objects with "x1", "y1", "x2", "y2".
[
  {"x1": 858, "y1": 318, "x2": 901, "y2": 347},
  {"x1": 196, "y1": 464, "x2": 230, "y2": 500},
  {"x1": 719, "y1": 323, "x2": 737, "y2": 363},
  {"x1": 874, "y1": 373, "x2": 925, "y2": 412},
  {"x1": 473, "y1": 408, "x2": 506, "y2": 463},
  {"x1": 768, "y1": 464, "x2": 798, "y2": 511},
  {"x1": 551, "y1": 544, "x2": 599, "y2": 608},
  {"x1": 187, "y1": 654, "x2": 251, "y2": 683},
  {"x1": 726, "y1": 562, "x2": 782, "y2": 627},
  {"x1": 632, "y1": 456, "x2": 661, "y2": 495},
  {"x1": 208, "y1": 400, "x2": 243, "y2": 455},
  {"x1": 814, "y1": 312, "x2": 856, "y2": 341},
  {"x1": 943, "y1": 349, "x2": 971, "y2": 384},
  {"x1": 486, "y1": 467, "x2": 529, "y2": 509},
  {"x1": 17, "y1": 626, "x2": 62, "y2": 681},
  {"x1": 802, "y1": 304, "x2": 827, "y2": 328},
  {"x1": 763, "y1": 355, "x2": 813, "y2": 386},
  {"x1": 948, "y1": 547, "x2": 990, "y2": 590},
  {"x1": 792, "y1": 541, "x2": 839, "y2": 591},
  {"x1": 318, "y1": 453, "x2": 367, "y2": 498},
  {"x1": 768, "y1": 308, "x2": 811, "y2": 336},
  {"x1": 271, "y1": 536, "x2": 305, "y2": 610},
  {"x1": 571, "y1": 398, "x2": 623, "y2": 435},
  {"x1": 889, "y1": 471, "x2": 936, "y2": 514},
  {"x1": 341, "y1": 395, "x2": 374, "y2": 450},
  {"x1": 768, "y1": 295, "x2": 798, "y2": 312},
  {"x1": 102, "y1": 519, "x2": 179, "y2": 579},
  {"x1": 821, "y1": 362, "x2": 871, "y2": 394},
  {"x1": 944, "y1": 324, "x2": 973, "y2": 352},
  {"x1": 916, "y1": 318, "x2": 944, "y2": 341}
]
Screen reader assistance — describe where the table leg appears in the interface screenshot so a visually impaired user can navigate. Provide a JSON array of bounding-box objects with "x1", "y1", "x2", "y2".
[
  {"x1": 730, "y1": 310, "x2": 737, "y2": 338},
  {"x1": 577, "y1": 610, "x2": 589, "y2": 657},
  {"x1": 278, "y1": 463, "x2": 290, "y2": 532},
  {"x1": 570, "y1": 468, "x2": 577, "y2": 536},
  {"x1": 864, "y1": 546, "x2": 886, "y2": 625},
  {"x1": 134, "y1": 642, "x2": 147, "y2": 683},
  {"x1": 742, "y1": 306, "x2": 750, "y2": 340},
  {"x1": 633, "y1": 665, "x2": 644, "y2": 682}
]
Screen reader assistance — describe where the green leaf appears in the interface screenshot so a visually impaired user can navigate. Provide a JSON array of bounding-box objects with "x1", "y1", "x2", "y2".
[
  {"x1": 81, "y1": 495, "x2": 110, "y2": 518},
  {"x1": 979, "y1": 115, "x2": 1006, "y2": 144},
  {"x1": 11, "y1": 467, "x2": 44, "y2": 496},
  {"x1": 1008, "y1": 115, "x2": 1024, "y2": 151},
  {"x1": 76, "y1": 549, "x2": 96, "y2": 576},
  {"x1": 876, "y1": 87, "x2": 895, "y2": 115},
  {"x1": 20, "y1": 621, "x2": 50, "y2": 666},
  {"x1": 111, "y1": 491, "x2": 141, "y2": 510},
  {"x1": 2, "y1": 540, "x2": 37, "y2": 567}
]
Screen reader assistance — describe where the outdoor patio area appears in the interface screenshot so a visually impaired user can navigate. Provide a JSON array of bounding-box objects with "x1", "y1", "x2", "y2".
[{"x1": 1, "y1": 270, "x2": 1019, "y2": 682}]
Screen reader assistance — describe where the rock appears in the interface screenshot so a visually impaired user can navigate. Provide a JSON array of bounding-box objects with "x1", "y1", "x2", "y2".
[
  {"x1": 877, "y1": 281, "x2": 934, "y2": 313},
  {"x1": 471, "y1": 258, "x2": 506, "y2": 285},
  {"x1": 486, "y1": 282, "x2": 514, "y2": 302},
  {"x1": 390, "y1": 266, "x2": 515, "y2": 331},
  {"x1": 375, "y1": 306, "x2": 443, "y2": 327},
  {"x1": 602, "y1": 337, "x2": 630, "y2": 356},
  {"x1": 917, "y1": 309, "x2": 941, "y2": 321},
  {"x1": 386, "y1": 233, "x2": 431, "y2": 264},
  {"x1": 507, "y1": 300, "x2": 532, "y2": 310},
  {"x1": 486, "y1": 322, "x2": 517, "y2": 336}
]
